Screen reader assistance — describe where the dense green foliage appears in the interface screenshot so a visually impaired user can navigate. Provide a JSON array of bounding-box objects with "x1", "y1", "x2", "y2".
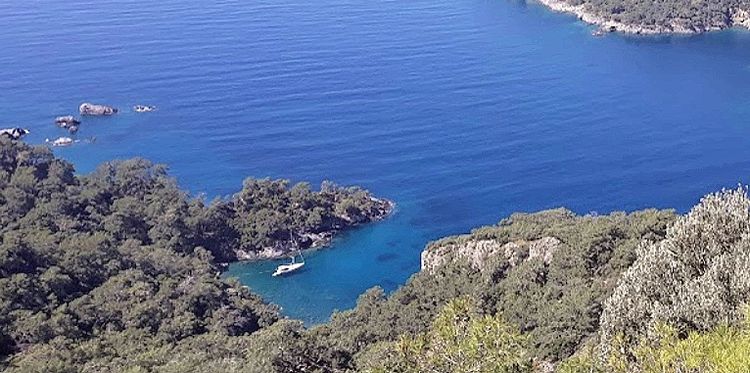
[
  {"x1": 599, "y1": 187, "x2": 750, "y2": 352},
  {"x1": 0, "y1": 139, "x2": 388, "y2": 371},
  {"x1": 563, "y1": 0, "x2": 750, "y2": 33},
  {"x1": 560, "y1": 314, "x2": 750, "y2": 372},
  {"x1": 6, "y1": 137, "x2": 750, "y2": 372},
  {"x1": 361, "y1": 298, "x2": 533, "y2": 373},
  {"x1": 233, "y1": 178, "x2": 391, "y2": 259},
  {"x1": 553, "y1": 188, "x2": 750, "y2": 372}
]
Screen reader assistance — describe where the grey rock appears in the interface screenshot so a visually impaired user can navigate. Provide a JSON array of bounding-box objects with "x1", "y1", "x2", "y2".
[
  {"x1": 79, "y1": 103, "x2": 118, "y2": 116},
  {"x1": 528, "y1": 237, "x2": 560, "y2": 265},
  {"x1": 421, "y1": 236, "x2": 561, "y2": 274},
  {"x1": 134, "y1": 105, "x2": 157, "y2": 113},
  {"x1": 55, "y1": 115, "x2": 81, "y2": 128}
]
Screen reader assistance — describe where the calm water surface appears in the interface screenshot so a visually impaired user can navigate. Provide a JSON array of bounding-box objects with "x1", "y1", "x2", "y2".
[{"x1": 2, "y1": 0, "x2": 750, "y2": 323}]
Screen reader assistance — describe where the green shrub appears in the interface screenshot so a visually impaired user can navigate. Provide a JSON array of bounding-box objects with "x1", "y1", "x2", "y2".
[
  {"x1": 600, "y1": 187, "x2": 750, "y2": 352},
  {"x1": 359, "y1": 298, "x2": 533, "y2": 373},
  {"x1": 560, "y1": 313, "x2": 750, "y2": 373}
]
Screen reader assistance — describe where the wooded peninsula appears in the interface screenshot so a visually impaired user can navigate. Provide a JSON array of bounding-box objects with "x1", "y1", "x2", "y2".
[{"x1": 539, "y1": 0, "x2": 750, "y2": 34}]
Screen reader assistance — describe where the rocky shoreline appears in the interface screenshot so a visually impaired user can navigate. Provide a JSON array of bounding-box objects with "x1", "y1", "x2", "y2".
[
  {"x1": 233, "y1": 197, "x2": 395, "y2": 261},
  {"x1": 536, "y1": 0, "x2": 750, "y2": 35}
]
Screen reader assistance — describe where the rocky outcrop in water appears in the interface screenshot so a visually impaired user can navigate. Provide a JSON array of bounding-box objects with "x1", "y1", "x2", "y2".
[
  {"x1": 79, "y1": 103, "x2": 118, "y2": 116},
  {"x1": 47, "y1": 137, "x2": 75, "y2": 147},
  {"x1": 55, "y1": 116, "x2": 81, "y2": 133},
  {"x1": 134, "y1": 105, "x2": 157, "y2": 113},
  {"x1": 55, "y1": 116, "x2": 80, "y2": 127}
]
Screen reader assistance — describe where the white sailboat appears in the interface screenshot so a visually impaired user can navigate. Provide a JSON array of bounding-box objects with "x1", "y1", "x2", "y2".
[{"x1": 272, "y1": 253, "x2": 305, "y2": 277}]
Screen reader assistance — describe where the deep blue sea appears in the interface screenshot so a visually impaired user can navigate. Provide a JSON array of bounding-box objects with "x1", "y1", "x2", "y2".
[{"x1": 3, "y1": 0, "x2": 750, "y2": 323}]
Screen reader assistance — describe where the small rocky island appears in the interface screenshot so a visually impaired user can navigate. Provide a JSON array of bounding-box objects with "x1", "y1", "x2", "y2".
[
  {"x1": 79, "y1": 102, "x2": 118, "y2": 116},
  {"x1": 538, "y1": 0, "x2": 750, "y2": 34},
  {"x1": 55, "y1": 115, "x2": 81, "y2": 133}
]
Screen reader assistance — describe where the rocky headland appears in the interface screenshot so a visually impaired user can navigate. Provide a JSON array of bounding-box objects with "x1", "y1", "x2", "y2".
[
  {"x1": 234, "y1": 196, "x2": 394, "y2": 261},
  {"x1": 536, "y1": 0, "x2": 750, "y2": 34}
]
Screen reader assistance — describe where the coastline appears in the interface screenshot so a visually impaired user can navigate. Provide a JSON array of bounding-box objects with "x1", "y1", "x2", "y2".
[
  {"x1": 232, "y1": 197, "x2": 396, "y2": 262},
  {"x1": 534, "y1": 0, "x2": 750, "y2": 35}
]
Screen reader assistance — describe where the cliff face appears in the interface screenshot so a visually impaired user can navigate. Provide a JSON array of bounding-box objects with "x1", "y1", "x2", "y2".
[
  {"x1": 421, "y1": 236, "x2": 561, "y2": 274},
  {"x1": 419, "y1": 209, "x2": 579, "y2": 274}
]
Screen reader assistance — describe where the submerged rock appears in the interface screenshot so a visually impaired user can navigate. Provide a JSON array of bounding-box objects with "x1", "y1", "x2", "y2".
[
  {"x1": 134, "y1": 105, "x2": 157, "y2": 113},
  {"x1": 0, "y1": 128, "x2": 30, "y2": 140},
  {"x1": 79, "y1": 103, "x2": 118, "y2": 116},
  {"x1": 46, "y1": 137, "x2": 75, "y2": 147}
]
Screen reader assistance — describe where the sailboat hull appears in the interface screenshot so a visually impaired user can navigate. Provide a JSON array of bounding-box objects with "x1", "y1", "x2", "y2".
[{"x1": 272, "y1": 262, "x2": 305, "y2": 277}]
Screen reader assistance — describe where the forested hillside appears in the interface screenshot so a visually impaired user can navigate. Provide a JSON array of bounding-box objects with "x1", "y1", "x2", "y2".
[
  {"x1": 4, "y1": 138, "x2": 750, "y2": 372},
  {"x1": 295, "y1": 188, "x2": 750, "y2": 372},
  {"x1": 0, "y1": 139, "x2": 389, "y2": 371},
  {"x1": 277, "y1": 207, "x2": 677, "y2": 370}
]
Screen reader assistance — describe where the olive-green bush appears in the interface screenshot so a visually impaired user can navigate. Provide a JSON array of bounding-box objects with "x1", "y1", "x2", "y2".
[
  {"x1": 359, "y1": 298, "x2": 533, "y2": 373},
  {"x1": 560, "y1": 313, "x2": 750, "y2": 373},
  {"x1": 600, "y1": 187, "x2": 750, "y2": 352}
]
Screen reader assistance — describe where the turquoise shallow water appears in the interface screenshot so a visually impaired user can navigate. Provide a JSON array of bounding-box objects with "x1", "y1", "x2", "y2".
[{"x1": 3, "y1": 0, "x2": 750, "y2": 323}]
